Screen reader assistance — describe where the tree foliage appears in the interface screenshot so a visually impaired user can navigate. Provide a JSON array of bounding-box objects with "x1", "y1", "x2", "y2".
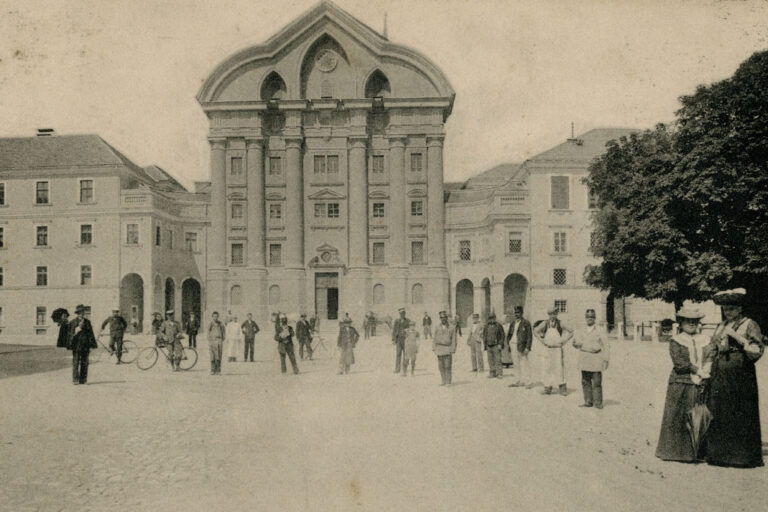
[{"x1": 585, "y1": 50, "x2": 768, "y2": 320}]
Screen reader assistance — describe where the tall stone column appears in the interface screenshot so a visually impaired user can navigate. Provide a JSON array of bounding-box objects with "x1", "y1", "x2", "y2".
[
  {"x1": 344, "y1": 135, "x2": 371, "y2": 321},
  {"x1": 427, "y1": 136, "x2": 446, "y2": 267},
  {"x1": 388, "y1": 136, "x2": 407, "y2": 306},
  {"x1": 245, "y1": 136, "x2": 268, "y2": 323},
  {"x1": 206, "y1": 137, "x2": 228, "y2": 319},
  {"x1": 284, "y1": 137, "x2": 304, "y2": 268}
]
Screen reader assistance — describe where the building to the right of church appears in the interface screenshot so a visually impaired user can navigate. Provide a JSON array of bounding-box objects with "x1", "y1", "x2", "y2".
[{"x1": 445, "y1": 128, "x2": 687, "y2": 330}]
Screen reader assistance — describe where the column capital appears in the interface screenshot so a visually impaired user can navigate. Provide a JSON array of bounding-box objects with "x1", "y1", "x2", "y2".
[
  {"x1": 348, "y1": 136, "x2": 368, "y2": 150},
  {"x1": 284, "y1": 137, "x2": 303, "y2": 150},
  {"x1": 208, "y1": 137, "x2": 228, "y2": 150},
  {"x1": 387, "y1": 136, "x2": 406, "y2": 148},
  {"x1": 426, "y1": 136, "x2": 445, "y2": 148},
  {"x1": 245, "y1": 136, "x2": 265, "y2": 148}
]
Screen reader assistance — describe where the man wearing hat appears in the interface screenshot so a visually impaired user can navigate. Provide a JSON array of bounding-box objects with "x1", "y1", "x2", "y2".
[
  {"x1": 534, "y1": 306, "x2": 574, "y2": 395},
  {"x1": 69, "y1": 305, "x2": 97, "y2": 384},
  {"x1": 295, "y1": 313, "x2": 313, "y2": 361},
  {"x1": 482, "y1": 312, "x2": 506, "y2": 379},
  {"x1": 572, "y1": 309, "x2": 609, "y2": 408},
  {"x1": 391, "y1": 308, "x2": 410, "y2": 373},
  {"x1": 207, "y1": 311, "x2": 225, "y2": 375},
  {"x1": 241, "y1": 313, "x2": 260, "y2": 362},
  {"x1": 100, "y1": 307, "x2": 128, "y2": 364},
  {"x1": 432, "y1": 310, "x2": 457, "y2": 385},
  {"x1": 160, "y1": 310, "x2": 184, "y2": 371},
  {"x1": 151, "y1": 312, "x2": 163, "y2": 335},
  {"x1": 466, "y1": 313, "x2": 484, "y2": 372},
  {"x1": 337, "y1": 317, "x2": 359, "y2": 374},
  {"x1": 275, "y1": 314, "x2": 300, "y2": 375},
  {"x1": 507, "y1": 306, "x2": 533, "y2": 388}
]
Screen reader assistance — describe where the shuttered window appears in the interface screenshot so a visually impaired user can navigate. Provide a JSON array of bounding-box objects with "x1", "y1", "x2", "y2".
[{"x1": 551, "y1": 176, "x2": 570, "y2": 209}]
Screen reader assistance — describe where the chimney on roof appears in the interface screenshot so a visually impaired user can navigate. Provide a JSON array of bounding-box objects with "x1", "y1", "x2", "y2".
[
  {"x1": 36, "y1": 128, "x2": 56, "y2": 137},
  {"x1": 566, "y1": 122, "x2": 583, "y2": 145}
]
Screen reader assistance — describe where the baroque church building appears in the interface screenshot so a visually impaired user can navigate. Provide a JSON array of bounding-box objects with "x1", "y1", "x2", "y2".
[{"x1": 197, "y1": 1, "x2": 455, "y2": 323}]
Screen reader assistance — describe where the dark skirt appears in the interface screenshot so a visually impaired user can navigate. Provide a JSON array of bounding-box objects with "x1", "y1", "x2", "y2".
[
  {"x1": 656, "y1": 381, "x2": 702, "y2": 462},
  {"x1": 706, "y1": 351, "x2": 763, "y2": 468}
]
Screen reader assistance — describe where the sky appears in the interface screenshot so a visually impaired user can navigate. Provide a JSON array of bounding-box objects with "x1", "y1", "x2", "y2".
[{"x1": 1, "y1": 0, "x2": 767, "y2": 188}]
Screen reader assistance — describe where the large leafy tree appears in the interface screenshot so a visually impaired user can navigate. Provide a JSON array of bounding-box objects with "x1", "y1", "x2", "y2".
[{"x1": 585, "y1": 50, "x2": 768, "y2": 324}]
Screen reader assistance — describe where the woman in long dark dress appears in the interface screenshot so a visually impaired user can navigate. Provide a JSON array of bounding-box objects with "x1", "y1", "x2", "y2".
[
  {"x1": 656, "y1": 308, "x2": 714, "y2": 462},
  {"x1": 52, "y1": 308, "x2": 71, "y2": 349},
  {"x1": 706, "y1": 288, "x2": 764, "y2": 468}
]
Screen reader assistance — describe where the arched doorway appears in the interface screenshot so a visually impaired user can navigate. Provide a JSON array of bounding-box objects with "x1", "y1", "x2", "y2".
[
  {"x1": 182, "y1": 278, "x2": 201, "y2": 328},
  {"x1": 120, "y1": 273, "x2": 143, "y2": 334},
  {"x1": 165, "y1": 277, "x2": 175, "y2": 313},
  {"x1": 455, "y1": 279, "x2": 474, "y2": 328},
  {"x1": 480, "y1": 278, "x2": 491, "y2": 320},
  {"x1": 503, "y1": 273, "x2": 528, "y2": 323}
]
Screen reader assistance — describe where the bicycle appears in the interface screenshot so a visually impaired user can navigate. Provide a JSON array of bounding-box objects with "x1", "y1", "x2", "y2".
[
  {"x1": 136, "y1": 337, "x2": 198, "y2": 371},
  {"x1": 89, "y1": 334, "x2": 139, "y2": 364}
]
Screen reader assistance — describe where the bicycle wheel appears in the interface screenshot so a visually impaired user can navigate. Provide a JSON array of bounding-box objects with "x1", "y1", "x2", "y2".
[
  {"x1": 136, "y1": 347, "x2": 159, "y2": 370},
  {"x1": 89, "y1": 347, "x2": 104, "y2": 364},
  {"x1": 179, "y1": 347, "x2": 198, "y2": 371},
  {"x1": 120, "y1": 340, "x2": 139, "y2": 364}
]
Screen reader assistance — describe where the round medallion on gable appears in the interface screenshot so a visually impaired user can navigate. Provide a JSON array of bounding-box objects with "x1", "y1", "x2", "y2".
[
  {"x1": 315, "y1": 49, "x2": 339, "y2": 73},
  {"x1": 321, "y1": 251, "x2": 332, "y2": 262}
]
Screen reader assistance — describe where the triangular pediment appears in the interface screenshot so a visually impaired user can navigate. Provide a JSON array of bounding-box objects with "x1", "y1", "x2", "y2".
[
  {"x1": 316, "y1": 243, "x2": 338, "y2": 253},
  {"x1": 227, "y1": 191, "x2": 246, "y2": 200},
  {"x1": 308, "y1": 188, "x2": 346, "y2": 200},
  {"x1": 368, "y1": 190, "x2": 389, "y2": 199},
  {"x1": 265, "y1": 192, "x2": 285, "y2": 201}
]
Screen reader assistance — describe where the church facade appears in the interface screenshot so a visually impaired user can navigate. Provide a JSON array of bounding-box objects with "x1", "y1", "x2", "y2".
[{"x1": 197, "y1": 2, "x2": 455, "y2": 323}]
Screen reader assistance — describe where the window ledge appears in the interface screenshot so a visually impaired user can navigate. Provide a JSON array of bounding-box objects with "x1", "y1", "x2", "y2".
[
  {"x1": 548, "y1": 209, "x2": 572, "y2": 213},
  {"x1": 124, "y1": 243, "x2": 142, "y2": 248},
  {"x1": 34, "y1": 246, "x2": 52, "y2": 250},
  {"x1": 77, "y1": 244, "x2": 96, "y2": 248},
  {"x1": 505, "y1": 252, "x2": 529, "y2": 257},
  {"x1": 0, "y1": 204, "x2": 8, "y2": 208},
  {"x1": 77, "y1": 202, "x2": 97, "y2": 206},
  {"x1": 34, "y1": 203, "x2": 53, "y2": 207},
  {"x1": 550, "y1": 252, "x2": 572, "y2": 257}
]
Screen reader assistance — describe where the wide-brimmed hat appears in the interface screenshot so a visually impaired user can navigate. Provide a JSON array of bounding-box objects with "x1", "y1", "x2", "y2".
[
  {"x1": 75, "y1": 304, "x2": 87, "y2": 314},
  {"x1": 398, "y1": 307, "x2": 406, "y2": 313},
  {"x1": 438, "y1": 310, "x2": 447, "y2": 318},
  {"x1": 488, "y1": 313, "x2": 496, "y2": 320},
  {"x1": 676, "y1": 307, "x2": 705, "y2": 320},
  {"x1": 547, "y1": 306, "x2": 558, "y2": 315},
  {"x1": 713, "y1": 288, "x2": 746, "y2": 306},
  {"x1": 342, "y1": 317, "x2": 352, "y2": 324},
  {"x1": 51, "y1": 308, "x2": 69, "y2": 323},
  {"x1": 166, "y1": 309, "x2": 174, "y2": 315}
]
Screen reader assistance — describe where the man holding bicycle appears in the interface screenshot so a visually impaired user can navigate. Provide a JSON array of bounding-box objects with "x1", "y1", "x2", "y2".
[
  {"x1": 160, "y1": 310, "x2": 184, "y2": 372},
  {"x1": 101, "y1": 308, "x2": 127, "y2": 364}
]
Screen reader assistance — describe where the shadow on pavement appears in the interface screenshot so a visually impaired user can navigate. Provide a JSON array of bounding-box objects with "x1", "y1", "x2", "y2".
[{"x1": 0, "y1": 345, "x2": 71, "y2": 379}]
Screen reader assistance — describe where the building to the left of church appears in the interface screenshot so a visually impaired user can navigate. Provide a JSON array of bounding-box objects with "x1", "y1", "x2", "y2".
[{"x1": 0, "y1": 132, "x2": 209, "y2": 344}]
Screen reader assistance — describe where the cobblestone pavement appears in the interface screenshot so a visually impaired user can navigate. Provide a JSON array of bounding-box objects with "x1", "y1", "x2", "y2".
[{"x1": 1, "y1": 332, "x2": 767, "y2": 511}]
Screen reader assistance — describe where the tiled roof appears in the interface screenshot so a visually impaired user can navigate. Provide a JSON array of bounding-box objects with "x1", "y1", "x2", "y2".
[
  {"x1": 0, "y1": 134, "x2": 144, "y2": 172},
  {"x1": 526, "y1": 128, "x2": 639, "y2": 164},
  {"x1": 143, "y1": 164, "x2": 187, "y2": 192},
  {"x1": 464, "y1": 162, "x2": 524, "y2": 189}
]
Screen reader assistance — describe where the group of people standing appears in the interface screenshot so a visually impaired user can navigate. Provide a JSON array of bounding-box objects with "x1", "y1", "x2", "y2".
[{"x1": 656, "y1": 288, "x2": 765, "y2": 468}]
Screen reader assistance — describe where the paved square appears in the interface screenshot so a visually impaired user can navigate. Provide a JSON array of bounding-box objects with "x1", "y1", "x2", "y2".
[{"x1": 1, "y1": 333, "x2": 766, "y2": 511}]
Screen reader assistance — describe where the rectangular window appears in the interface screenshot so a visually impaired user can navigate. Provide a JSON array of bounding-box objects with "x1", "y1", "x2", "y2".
[
  {"x1": 0, "y1": 183, "x2": 5, "y2": 205},
  {"x1": 554, "y1": 232, "x2": 567, "y2": 253},
  {"x1": 269, "y1": 244, "x2": 282, "y2": 266},
  {"x1": 313, "y1": 155, "x2": 326, "y2": 174},
  {"x1": 231, "y1": 243, "x2": 244, "y2": 265},
  {"x1": 372, "y1": 242, "x2": 385, "y2": 264},
  {"x1": 553, "y1": 268, "x2": 567, "y2": 286},
  {"x1": 508, "y1": 232, "x2": 522, "y2": 253},
  {"x1": 327, "y1": 155, "x2": 339, "y2": 174},
  {"x1": 36, "y1": 306, "x2": 47, "y2": 326},
  {"x1": 372, "y1": 155, "x2": 384, "y2": 174},
  {"x1": 269, "y1": 157, "x2": 282, "y2": 175},
  {"x1": 126, "y1": 224, "x2": 139, "y2": 245},
  {"x1": 167, "y1": 229, "x2": 174, "y2": 250},
  {"x1": 554, "y1": 300, "x2": 568, "y2": 314},
  {"x1": 327, "y1": 203, "x2": 339, "y2": 218},
  {"x1": 314, "y1": 203, "x2": 325, "y2": 218},
  {"x1": 79, "y1": 180, "x2": 94, "y2": 203},
  {"x1": 81, "y1": 265, "x2": 92, "y2": 286},
  {"x1": 588, "y1": 188, "x2": 599, "y2": 209},
  {"x1": 459, "y1": 240, "x2": 471, "y2": 261},
  {"x1": 36, "y1": 226, "x2": 48, "y2": 247},
  {"x1": 230, "y1": 157, "x2": 243, "y2": 176},
  {"x1": 0, "y1": 227, "x2": 4, "y2": 248},
  {"x1": 411, "y1": 200, "x2": 423, "y2": 216},
  {"x1": 372, "y1": 202, "x2": 385, "y2": 218},
  {"x1": 269, "y1": 204, "x2": 282, "y2": 220},
  {"x1": 185, "y1": 232, "x2": 197, "y2": 252},
  {"x1": 155, "y1": 225, "x2": 161, "y2": 246},
  {"x1": 411, "y1": 241, "x2": 424, "y2": 264},
  {"x1": 232, "y1": 203, "x2": 244, "y2": 220},
  {"x1": 410, "y1": 153, "x2": 423, "y2": 173},
  {"x1": 36, "y1": 181, "x2": 49, "y2": 204},
  {"x1": 80, "y1": 224, "x2": 92, "y2": 245},
  {"x1": 551, "y1": 176, "x2": 570, "y2": 210},
  {"x1": 36, "y1": 266, "x2": 48, "y2": 286}
]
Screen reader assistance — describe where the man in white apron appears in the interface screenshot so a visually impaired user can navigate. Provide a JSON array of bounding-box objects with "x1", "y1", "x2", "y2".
[{"x1": 533, "y1": 307, "x2": 573, "y2": 395}]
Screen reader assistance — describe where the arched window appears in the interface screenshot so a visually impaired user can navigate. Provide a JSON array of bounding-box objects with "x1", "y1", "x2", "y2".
[
  {"x1": 364, "y1": 69, "x2": 391, "y2": 98},
  {"x1": 373, "y1": 284, "x2": 385, "y2": 305},
  {"x1": 230, "y1": 285, "x2": 242, "y2": 306},
  {"x1": 269, "y1": 285, "x2": 280, "y2": 306},
  {"x1": 411, "y1": 283, "x2": 424, "y2": 304},
  {"x1": 260, "y1": 72, "x2": 287, "y2": 100}
]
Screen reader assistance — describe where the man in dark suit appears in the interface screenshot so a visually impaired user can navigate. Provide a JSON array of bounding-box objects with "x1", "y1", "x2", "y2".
[
  {"x1": 69, "y1": 304, "x2": 97, "y2": 384},
  {"x1": 275, "y1": 315, "x2": 299, "y2": 375},
  {"x1": 100, "y1": 308, "x2": 127, "y2": 364},
  {"x1": 241, "y1": 313, "x2": 259, "y2": 362},
  {"x1": 483, "y1": 313, "x2": 506, "y2": 379},
  {"x1": 186, "y1": 313, "x2": 200, "y2": 348},
  {"x1": 295, "y1": 313, "x2": 312, "y2": 360},
  {"x1": 391, "y1": 307, "x2": 410, "y2": 373},
  {"x1": 507, "y1": 306, "x2": 534, "y2": 388}
]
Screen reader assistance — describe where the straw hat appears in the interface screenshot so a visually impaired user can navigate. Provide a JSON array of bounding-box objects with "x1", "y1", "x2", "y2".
[
  {"x1": 676, "y1": 307, "x2": 705, "y2": 320},
  {"x1": 712, "y1": 288, "x2": 746, "y2": 306}
]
